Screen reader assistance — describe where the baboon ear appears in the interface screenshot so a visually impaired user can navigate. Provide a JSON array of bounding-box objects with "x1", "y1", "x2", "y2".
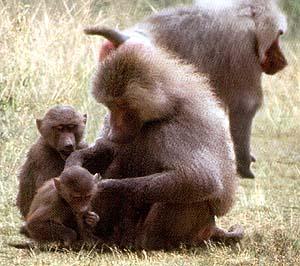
[
  {"x1": 83, "y1": 114, "x2": 87, "y2": 124},
  {"x1": 36, "y1": 119, "x2": 42, "y2": 133},
  {"x1": 53, "y1": 178, "x2": 61, "y2": 191}
]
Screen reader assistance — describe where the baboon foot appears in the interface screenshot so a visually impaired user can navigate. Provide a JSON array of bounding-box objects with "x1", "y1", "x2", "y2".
[
  {"x1": 211, "y1": 224, "x2": 244, "y2": 245},
  {"x1": 237, "y1": 164, "x2": 255, "y2": 179}
]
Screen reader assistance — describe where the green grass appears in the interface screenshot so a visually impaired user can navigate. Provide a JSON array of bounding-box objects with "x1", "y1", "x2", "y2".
[{"x1": 0, "y1": 0, "x2": 299, "y2": 265}]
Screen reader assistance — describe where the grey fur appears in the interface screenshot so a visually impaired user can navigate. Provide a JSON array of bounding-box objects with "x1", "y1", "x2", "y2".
[
  {"x1": 66, "y1": 44, "x2": 241, "y2": 249},
  {"x1": 123, "y1": 0, "x2": 288, "y2": 178}
]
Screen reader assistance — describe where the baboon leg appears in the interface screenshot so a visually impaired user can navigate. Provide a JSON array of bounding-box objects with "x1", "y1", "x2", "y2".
[
  {"x1": 136, "y1": 202, "x2": 213, "y2": 250},
  {"x1": 229, "y1": 103, "x2": 258, "y2": 179},
  {"x1": 210, "y1": 224, "x2": 244, "y2": 244},
  {"x1": 26, "y1": 220, "x2": 77, "y2": 245}
]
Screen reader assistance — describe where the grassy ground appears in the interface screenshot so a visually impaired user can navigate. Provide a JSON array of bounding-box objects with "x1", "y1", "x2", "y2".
[{"x1": 0, "y1": 0, "x2": 299, "y2": 265}]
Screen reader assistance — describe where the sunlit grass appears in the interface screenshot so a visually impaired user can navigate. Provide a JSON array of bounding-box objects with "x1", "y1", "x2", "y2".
[{"x1": 0, "y1": 0, "x2": 299, "y2": 265}]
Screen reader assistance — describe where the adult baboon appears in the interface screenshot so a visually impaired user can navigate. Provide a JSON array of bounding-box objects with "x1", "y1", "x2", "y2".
[
  {"x1": 66, "y1": 30, "x2": 243, "y2": 250},
  {"x1": 138, "y1": 0, "x2": 288, "y2": 178},
  {"x1": 88, "y1": 0, "x2": 288, "y2": 178},
  {"x1": 16, "y1": 105, "x2": 88, "y2": 218}
]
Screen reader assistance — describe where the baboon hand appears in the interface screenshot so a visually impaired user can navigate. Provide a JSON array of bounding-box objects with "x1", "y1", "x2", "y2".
[{"x1": 84, "y1": 211, "x2": 100, "y2": 227}]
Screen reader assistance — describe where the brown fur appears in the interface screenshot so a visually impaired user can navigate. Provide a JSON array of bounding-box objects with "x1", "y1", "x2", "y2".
[
  {"x1": 21, "y1": 166, "x2": 99, "y2": 245},
  {"x1": 66, "y1": 39, "x2": 243, "y2": 249},
  {"x1": 16, "y1": 105, "x2": 88, "y2": 218}
]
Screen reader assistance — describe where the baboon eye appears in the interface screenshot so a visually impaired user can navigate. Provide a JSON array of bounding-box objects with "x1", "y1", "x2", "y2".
[
  {"x1": 56, "y1": 125, "x2": 63, "y2": 131},
  {"x1": 68, "y1": 124, "x2": 76, "y2": 129}
]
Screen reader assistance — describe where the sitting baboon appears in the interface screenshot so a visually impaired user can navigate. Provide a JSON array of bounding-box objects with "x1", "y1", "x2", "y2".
[
  {"x1": 21, "y1": 166, "x2": 99, "y2": 245},
  {"x1": 88, "y1": 0, "x2": 288, "y2": 178},
  {"x1": 16, "y1": 105, "x2": 88, "y2": 218},
  {"x1": 65, "y1": 29, "x2": 243, "y2": 250}
]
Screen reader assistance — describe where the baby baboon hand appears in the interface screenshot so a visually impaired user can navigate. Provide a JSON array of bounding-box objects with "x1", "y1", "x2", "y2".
[{"x1": 84, "y1": 211, "x2": 99, "y2": 227}]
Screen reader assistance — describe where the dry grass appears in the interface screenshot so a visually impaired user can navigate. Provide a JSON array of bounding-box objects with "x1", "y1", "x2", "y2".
[{"x1": 0, "y1": 0, "x2": 299, "y2": 265}]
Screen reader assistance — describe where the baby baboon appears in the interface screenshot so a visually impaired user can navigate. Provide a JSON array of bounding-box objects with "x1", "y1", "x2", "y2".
[
  {"x1": 16, "y1": 105, "x2": 88, "y2": 218},
  {"x1": 88, "y1": 0, "x2": 288, "y2": 178},
  {"x1": 66, "y1": 29, "x2": 243, "y2": 250},
  {"x1": 21, "y1": 166, "x2": 99, "y2": 245}
]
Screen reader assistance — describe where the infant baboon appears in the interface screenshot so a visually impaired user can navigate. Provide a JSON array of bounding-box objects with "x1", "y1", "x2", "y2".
[
  {"x1": 87, "y1": 0, "x2": 288, "y2": 178},
  {"x1": 21, "y1": 166, "x2": 99, "y2": 245},
  {"x1": 16, "y1": 105, "x2": 88, "y2": 218},
  {"x1": 66, "y1": 29, "x2": 243, "y2": 250}
]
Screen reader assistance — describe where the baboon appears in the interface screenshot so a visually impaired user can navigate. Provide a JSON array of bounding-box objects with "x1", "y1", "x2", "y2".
[
  {"x1": 88, "y1": 0, "x2": 288, "y2": 178},
  {"x1": 141, "y1": 0, "x2": 288, "y2": 178},
  {"x1": 21, "y1": 166, "x2": 99, "y2": 245},
  {"x1": 16, "y1": 105, "x2": 88, "y2": 218},
  {"x1": 65, "y1": 29, "x2": 243, "y2": 250}
]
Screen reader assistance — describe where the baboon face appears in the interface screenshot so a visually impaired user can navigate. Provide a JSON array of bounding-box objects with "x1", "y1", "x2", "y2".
[
  {"x1": 252, "y1": 0, "x2": 288, "y2": 74},
  {"x1": 106, "y1": 103, "x2": 142, "y2": 144},
  {"x1": 259, "y1": 31, "x2": 287, "y2": 75},
  {"x1": 55, "y1": 166, "x2": 97, "y2": 213},
  {"x1": 36, "y1": 106, "x2": 87, "y2": 159}
]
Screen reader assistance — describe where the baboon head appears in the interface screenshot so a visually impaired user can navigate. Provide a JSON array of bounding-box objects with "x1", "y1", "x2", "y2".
[
  {"x1": 54, "y1": 166, "x2": 97, "y2": 213},
  {"x1": 36, "y1": 105, "x2": 87, "y2": 159},
  {"x1": 85, "y1": 27, "x2": 183, "y2": 144},
  {"x1": 248, "y1": 0, "x2": 288, "y2": 74}
]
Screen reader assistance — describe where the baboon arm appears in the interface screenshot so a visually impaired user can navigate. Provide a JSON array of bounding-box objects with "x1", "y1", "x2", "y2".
[
  {"x1": 26, "y1": 205, "x2": 51, "y2": 222},
  {"x1": 16, "y1": 160, "x2": 37, "y2": 217},
  {"x1": 100, "y1": 168, "x2": 223, "y2": 204},
  {"x1": 65, "y1": 139, "x2": 114, "y2": 175}
]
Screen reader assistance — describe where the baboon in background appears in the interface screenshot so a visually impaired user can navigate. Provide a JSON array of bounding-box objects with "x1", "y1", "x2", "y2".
[
  {"x1": 66, "y1": 29, "x2": 243, "y2": 250},
  {"x1": 90, "y1": 0, "x2": 287, "y2": 178},
  {"x1": 141, "y1": 0, "x2": 288, "y2": 178},
  {"x1": 21, "y1": 166, "x2": 99, "y2": 245},
  {"x1": 16, "y1": 105, "x2": 88, "y2": 218}
]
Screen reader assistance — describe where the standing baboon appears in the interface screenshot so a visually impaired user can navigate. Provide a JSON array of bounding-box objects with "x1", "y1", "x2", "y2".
[
  {"x1": 88, "y1": 0, "x2": 287, "y2": 178},
  {"x1": 66, "y1": 29, "x2": 243, "y2": 250},
  {"x1": 16, "y1": 105, "x2": 88, "y2": 218},
  {"x1": 138, "y1": 0, "x2": 288, "y2": 178},
  {"x1": 21, "y1": 166, "x2": 99, "y2": 245}
]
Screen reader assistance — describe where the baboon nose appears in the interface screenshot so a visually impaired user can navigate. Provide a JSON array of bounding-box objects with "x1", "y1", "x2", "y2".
[{"x1": 64, "y1": 144, "x2": 74, "y2": 151}]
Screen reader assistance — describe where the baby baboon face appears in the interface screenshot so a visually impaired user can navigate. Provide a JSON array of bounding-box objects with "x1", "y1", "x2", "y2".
[
  {"x1": 55, "y1": 166, "x2": 97, "y2": 213},
  {"x1": 63, "y1": 187, "x2": 95, "y2": 214},
  {"x1": 36, "y1": 106, "x2": 87, "y2": 160}
]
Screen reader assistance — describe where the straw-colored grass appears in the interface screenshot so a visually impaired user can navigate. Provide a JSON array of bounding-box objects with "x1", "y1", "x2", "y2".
[{"x1": 0, "y1": 1, "x2": 299, "y2": 265}]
